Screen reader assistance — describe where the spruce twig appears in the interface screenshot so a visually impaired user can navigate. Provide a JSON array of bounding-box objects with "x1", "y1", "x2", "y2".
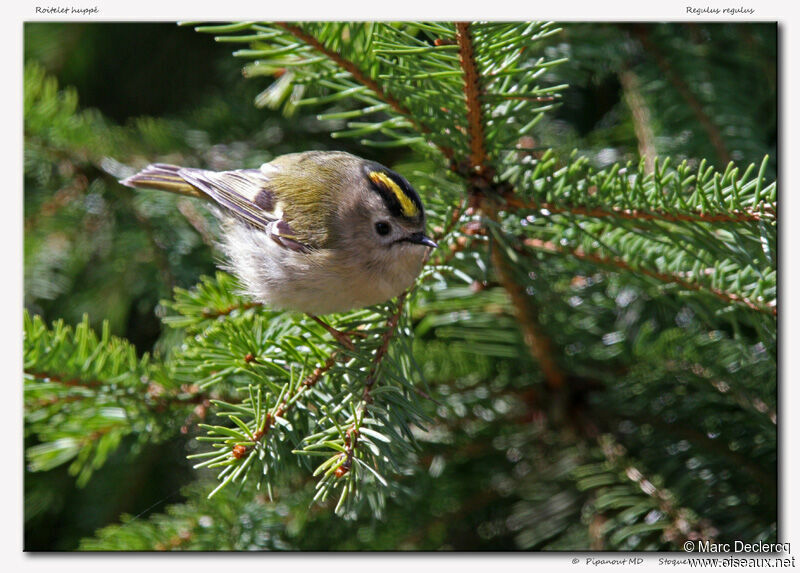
[
  {"x1": 455, "y1": 21, "x2": 567, "y2": 390},
  {"x1": 619, "y1": 69, "x2": 656, "y2": 175},
  {"x1": 455, "y1": 22, "x2": 488, "y2": 172},
  {"x1": 629, "y1": 25, "x2": 732, "y2": 166},
  {"x1": 499, "y1": 193, "x2": 774, "y2": 223},
  {"x1": 274, "y1": 22, "x2": 454, "y2": 160},
  {"x1": 521, "y1": 237, "x2": 776, "y2": 316}
]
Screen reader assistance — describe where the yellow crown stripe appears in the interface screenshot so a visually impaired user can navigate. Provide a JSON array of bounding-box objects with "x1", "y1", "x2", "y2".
[{"x1": 369, "y1": 171, "x2": 419, "y2": 218}]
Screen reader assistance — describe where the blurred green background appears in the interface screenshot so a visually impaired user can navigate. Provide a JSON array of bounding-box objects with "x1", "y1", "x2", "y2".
[{"x1": 23, "y1": 22, "x2": 776, "y2": 550}]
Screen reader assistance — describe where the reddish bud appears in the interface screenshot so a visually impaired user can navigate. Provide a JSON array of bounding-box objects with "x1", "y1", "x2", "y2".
[
  {"x1": 232, "y1": 445, "x2": 248, "y2": 459},
  {"x1": 470, "y1": 281, "x2": 486, "y2": 293}
]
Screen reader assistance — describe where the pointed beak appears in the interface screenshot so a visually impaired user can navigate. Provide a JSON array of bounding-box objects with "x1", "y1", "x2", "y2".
[{"x1": 405, "y1": 232, "x2": 438, "y2": 249}]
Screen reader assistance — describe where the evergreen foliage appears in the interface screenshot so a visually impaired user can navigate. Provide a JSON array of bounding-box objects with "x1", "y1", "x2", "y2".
[{"x1": 24, "y1": 22, "x2": 776, "y2": 550}]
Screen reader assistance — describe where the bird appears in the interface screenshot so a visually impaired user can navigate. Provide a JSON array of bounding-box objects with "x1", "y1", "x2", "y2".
[{"x1": 121, "y1": 151, "x2": 437, "y2": 342}]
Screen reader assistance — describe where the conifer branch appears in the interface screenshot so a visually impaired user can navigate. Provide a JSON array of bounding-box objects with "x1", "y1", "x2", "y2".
[
  {"x1": 522, "y1": 237, "x2": 775, "y2": 316},
  {"x1": 456, "y1": 23, "x2": 487, "y2": 171},
  {"x1": 25, "y1": 369, "x2": 209, "y2": 411},
  {"x1": 676, "y1": 361, "x2": 777, "y2": 424},
  {"x1": 231, "y1": 352, "x2": 338, "y2": 460},
  {"x1": 490, "y1": 244, "x2": 565, "y2": 390},
  {"x1": 598, "y1": 435, "x2": 719, "y2": 545},
  {"x1": 26, "y1": 370, "x2": 102, "y2": 389},
  {"x1": 326, "y1": 293, "x2": 411, "y2": 485},
  {"x1": 274, "y1": 22, "x2": 453, "y2": 159},
  {"x1": 630, "y1": 25, "x2": 731, "y2": 166},
  {"x1": 364, "y1": 290, "x2": 408, "y2": 392},
  {"x1": 454, "y1": 22, "x2": 566, "y2": 390},
  {"x1": 619, "y1": 69, "x2": 656, "y2": 174},
  {"x1": 624, "y1": 413, "x2": 775, "y2": 493},
  {"x1": 200, "y1": 301, "x2": 262, "y2": 319},
  {"x1": 500, "y1": 193, "x2": 774, "y2": 223}
]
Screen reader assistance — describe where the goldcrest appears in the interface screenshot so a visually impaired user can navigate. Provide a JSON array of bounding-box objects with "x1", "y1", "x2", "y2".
[{"x1": 121, "y1": 151, "x2": 437, "y2": 315}]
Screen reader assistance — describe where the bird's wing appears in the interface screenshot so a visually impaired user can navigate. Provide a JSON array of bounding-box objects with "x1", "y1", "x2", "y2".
[
  {"x1": 176, "y1": 167, "x2": 278, "y2": 230},
  {"x1": 122, "y1": 164, "x2": 312, "y2": 251}
]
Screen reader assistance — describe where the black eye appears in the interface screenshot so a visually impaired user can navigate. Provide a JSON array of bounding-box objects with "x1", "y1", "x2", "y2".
[{"x1": 374, "y1": 221, "x2": 391, "y2": 236}]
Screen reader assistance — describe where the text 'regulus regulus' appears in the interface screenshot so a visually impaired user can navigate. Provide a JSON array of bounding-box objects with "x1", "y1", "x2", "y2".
[{"x1": 121, "y1": 151, "x2": 437, "y2": 315}]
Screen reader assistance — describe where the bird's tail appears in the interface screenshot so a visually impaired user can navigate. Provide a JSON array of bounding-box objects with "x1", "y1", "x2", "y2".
[{"x1": 120, "y1": 164, "x2": 206, "y2": 199}]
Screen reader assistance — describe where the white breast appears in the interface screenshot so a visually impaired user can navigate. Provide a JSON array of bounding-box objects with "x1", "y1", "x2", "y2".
[{"x1": 219, "y1": 222, "x2": 424, "y2": 315}]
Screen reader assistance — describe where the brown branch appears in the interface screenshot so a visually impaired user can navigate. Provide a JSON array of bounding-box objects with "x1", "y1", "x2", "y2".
[
  {"x1": 25, "y1": 370, "x2": 210, "y2": 410},
  {"x1": 330, "y1": 290, "x2": 412, "y2": 477},
  {"x1": 265, "y1": 352, "x2": 336, "y2": 428},
  {"x1": 619, "y1": 69, "x2": 656, "y2": 175},
  {"x1": 276, "y1": 23, "x2": 406, "y2": 116},
  {"x1": 522, "y1": 237, "x2": 776, "y2": 316},
  {"x1": 452, "y1": 22, "x2": 567, "y2": 391},
  {"x1": 433, "y1": 219, "x2": 774, "y2": 317},
  {"x1": 26, "y1": 370, "x2": 101, "y2": 388},
  {"x1": 429, "y1": 205, "x2": 772, "y2": 310},
  {"x1": 177, "y1": 198, "x2": 216, "y2": 247},
  {"x1": 202, "y1": 281, "x2": 413, "y2": 464},
  {"x1": 233, "y1": 352, "x2": 339, "y2": 460},
  {"x1": 364, "y1": 290, "x2": 409, "y2": 396},
  {"x1": 490, "y1": 243, "x2": 565, "y2": 390},
  {"x1": 669, "y1": 361, "x2": 777, "y2": 425},
  {"x1": 456, "y1": 23, "x2": 487, "y2": 171},
  {"x1": 454, "y1": 22, "x2": 567, "y2": 391},
  {"x1": 302, "y1": 353, "x2": 339, "y2": 388},
  {"x1": 629, "y1": 25, "x2": 731, "y2": 166},
  {"x1": 500, "y1": 192, "x2": 774, "y2": 224},
  {"x1": 233, "y1": 294, "x2": 411, "y2": 469},
  {"x1": 274, "y1": 22, "x2": 453, "y2": 160}
]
